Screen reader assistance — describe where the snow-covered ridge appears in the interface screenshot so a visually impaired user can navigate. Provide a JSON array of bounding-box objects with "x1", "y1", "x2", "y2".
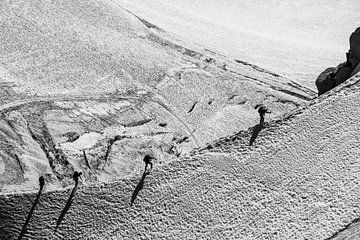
[
  {"x1": 0, "y1": 0, "x2": 313, "y2": 195},
  {"x1": 1, "y1": 0, "x2": 359, "y2": 239},
  {"x1": 1, "y1": 71, "x2": 360, "y2": 239}
]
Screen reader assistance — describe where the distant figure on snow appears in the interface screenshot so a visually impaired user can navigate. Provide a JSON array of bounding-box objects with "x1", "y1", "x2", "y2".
[
  {"x1": 72, "y1": 171, "x2": 82, "y2": 184},
  {"x1": 39, "y1": 176, "x2": 45, "y2": 188},
  {"x1": 143, "y1": 155, "x2": 154, "y2": 173},
  {"x1": 255, "y1": 104, "x2": 271, "y2": 124}
]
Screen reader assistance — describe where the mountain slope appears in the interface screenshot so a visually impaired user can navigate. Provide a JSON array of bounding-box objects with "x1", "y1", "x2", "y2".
[
  {"x1": 1, "y1": 70, "x2": 359, "y2": 239},
  {"x1": 4, "y1": 1, "x2": 356, "y2": 240},
  {"x1": 114, "y1": 0, "x2": 360, "y2": 90},
  {"x1": 0, "y1": 0, "x2": 314, "y2": 194}
]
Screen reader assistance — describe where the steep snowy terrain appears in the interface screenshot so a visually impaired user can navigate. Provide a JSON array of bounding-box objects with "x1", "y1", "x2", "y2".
[
  {"x1": 115, "y1": 0, "x2": 360, "y2": 90},
  {"x1": 0, "y1": 0, "x2": 313, "y2": 194},
  {"x1": 1, "y1": 0, "x2": 359, "y2": 240},
  {"x1": 1, "y1": 65, "x2": 360, "y2": 240}
]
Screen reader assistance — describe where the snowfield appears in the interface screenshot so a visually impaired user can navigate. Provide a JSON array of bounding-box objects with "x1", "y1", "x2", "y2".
[
  {"x1": 1, "y1": 73, "x2": 360, "y2": 240},
  {"x1": 114, "y1": 0, "x2": 360, "y2": 90},
  {"x1": 0, "y1": 0, "x2": 359, "y2": 239}
]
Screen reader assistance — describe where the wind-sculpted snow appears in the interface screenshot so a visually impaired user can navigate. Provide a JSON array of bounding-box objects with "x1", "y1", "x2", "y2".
[
  {"x1": 114, "y1": 0, "x2": 360, "y2": 89},
  {"x1": 1, "y1": 75, "x2": 360, "y2": 239},
  {"x1": 1, "y1": 0, "x2": 357, "y2": 239},
  {"x1": 0, "y1": 0, "x2": 315, "y2": 194}
]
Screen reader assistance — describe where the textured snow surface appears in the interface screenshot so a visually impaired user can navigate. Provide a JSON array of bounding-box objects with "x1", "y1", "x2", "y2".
[
  {"x1": 0, "y1": 0, "x2": 314, "y2": 194},
  {"x1": 1, "y1": 75, "x2": 360, "y2": 239},
  {"x1": 114, "y1": 0, "x2": 360, "y2": 89},
  {"x1": 1, "y1": 0, "x2": 359, "y2": 239}
]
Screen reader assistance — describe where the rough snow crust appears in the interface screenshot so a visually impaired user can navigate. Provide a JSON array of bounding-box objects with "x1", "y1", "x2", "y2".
[
  {"x1": 1, "y1": 0, "x2": 358, "y2": 239},
  {"x1": 114, "y1": 0, "x2": 360, "y2": 90},
  {"x1": 0, "y1": 0, "x2": 313, "y2": 194},
  {"x1": 1, "y1": 76, "x2": 360, "y2": 239}
]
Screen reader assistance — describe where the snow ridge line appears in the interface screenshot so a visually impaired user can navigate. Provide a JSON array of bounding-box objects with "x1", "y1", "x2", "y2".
[
  {"x1": 118, "y1": 4, "x2": 315, "y2": 101},
  {"x1": 325, "y1": 216, "x2": 360, "y2": 239},
  {"x1": 2, "y1": 74, "x2": 360, "y2": 198},
  {"x1": 190, "y1": 73, "x2": 360, "y2": 156}
]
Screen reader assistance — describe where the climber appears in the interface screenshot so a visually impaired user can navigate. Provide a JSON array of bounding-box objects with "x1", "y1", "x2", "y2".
[
  {"x1": 255, "y1": 104, "x2": 271, "y2": 125},
  {"x1": 143, "y1": 155, "x2": 154, "y2": 173},
  {"x1": 39, "y1": 176, "x2": 45, "y2": 188},
  {"x1": 316, "y1": 27, "x2": 360, "y2": 95},
  {"x1": 72, "y1": 171, "x2": 82, "y2": 184}
]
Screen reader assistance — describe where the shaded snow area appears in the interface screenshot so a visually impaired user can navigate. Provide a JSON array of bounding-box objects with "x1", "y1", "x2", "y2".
[{"x1": 0, "y1": 0, "x2": 359, "y2": 239}]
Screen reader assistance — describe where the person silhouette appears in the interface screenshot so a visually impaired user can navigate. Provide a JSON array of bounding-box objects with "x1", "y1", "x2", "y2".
[
  {"x1": 39, "y1": 176, "x2": 45, "y2": 188},
  {"x1": 72, "y1": 171, "x2": 82, "y2": 184},
  {"x1": 143, "y1": 155, "x2": 154, "y2": 173},
  {"x1": 255, "y1": 105, "x2": 271, "y2": 125}
]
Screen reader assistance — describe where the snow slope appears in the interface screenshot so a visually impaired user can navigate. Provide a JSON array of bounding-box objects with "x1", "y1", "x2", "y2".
[
  {"x1": 0, "y1": 0, "x2": 313, "y2": 194},
  {"x1": 1, "y1": 68, "x2": 360, "y2": 240},
  {"x1": 114, "y1": 0, "x2": 360, "y2": 90},
  {"x1": 1, "y1": 0, "x2": 359, "y2": 239}
]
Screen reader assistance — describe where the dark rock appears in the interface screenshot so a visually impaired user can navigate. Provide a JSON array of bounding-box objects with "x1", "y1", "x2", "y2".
[
  {"x1": 349, "y1": 27, "x2": 360, "y2": 77},
  {"x1": 315, "y1": 67, "x2": 337, "y2": 95},
  {"x1": 316, "y1": 27, "x2": 360, "y2": 95}
]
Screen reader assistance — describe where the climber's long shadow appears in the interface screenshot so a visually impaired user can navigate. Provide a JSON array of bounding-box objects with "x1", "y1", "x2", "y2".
[
  {"x1": 18, "y1": 185, "x2": 44, "y2": 240},
  {"x1": 249, "y1": 123, "x2": 264, "y2": 146},
  {"x1": 130, "y1": 170, "x2": 150, "y2": 207},
  {"x1": 55, "y1": 183, "x2": 78, "y2": 231}
]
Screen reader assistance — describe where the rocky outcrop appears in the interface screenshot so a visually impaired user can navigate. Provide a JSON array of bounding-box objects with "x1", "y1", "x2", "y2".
[{"x1": 316, "y1": 27, "x2": 360, "y2": 95}]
